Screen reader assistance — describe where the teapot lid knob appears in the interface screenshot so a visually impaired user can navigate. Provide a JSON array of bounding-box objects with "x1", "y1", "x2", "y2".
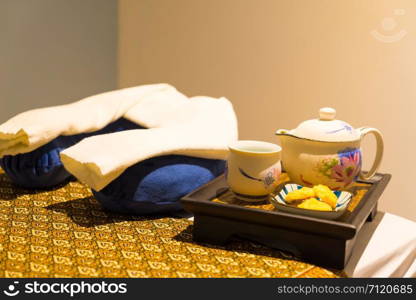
[{"x1": 319, "y1": 107, "x2": 336, "y2": 121}]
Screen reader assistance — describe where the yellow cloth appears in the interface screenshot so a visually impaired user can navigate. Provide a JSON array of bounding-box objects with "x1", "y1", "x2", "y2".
[{"x1": 0, "y1": 170, "x2": 343, "y2": 278}]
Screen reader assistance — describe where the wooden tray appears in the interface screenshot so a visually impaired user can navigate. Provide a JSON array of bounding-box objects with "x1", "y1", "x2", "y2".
[{"x1": 181, "y1": 172, "x2": 391, "y2": 269}]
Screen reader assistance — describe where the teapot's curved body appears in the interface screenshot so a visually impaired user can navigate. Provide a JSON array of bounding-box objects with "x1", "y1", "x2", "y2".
[
  {"x1": 279, "y1": 135, "x2": 361, "y2": 189},
  {"x1": 276, "y1": 108, "x2": 383, "y2": 190}
]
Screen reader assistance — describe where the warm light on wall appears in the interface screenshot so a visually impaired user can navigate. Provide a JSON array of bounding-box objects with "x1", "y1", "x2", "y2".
[{"x1": 118, "y1": 0, "x2": 416, "y2": 221}]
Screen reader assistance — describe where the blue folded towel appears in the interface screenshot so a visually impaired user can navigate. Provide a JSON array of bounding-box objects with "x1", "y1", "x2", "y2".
[
  {"x1": 0, "y1": 118, "x2": 225, "y2": 215},
  {"x1": 0, "y1": 118, "x2": 140, "y2": 188},
  {"x1": 1, "y1": 135, "x2": 78, "y2": 188},
  {"x1": 92, "y1": 155, "x2": 225, "y2": 215}
]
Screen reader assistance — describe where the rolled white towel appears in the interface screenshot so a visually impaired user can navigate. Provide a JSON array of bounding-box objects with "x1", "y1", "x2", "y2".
[
  {"x1": 0, "y1": 83, "x2": 177, "y2": 157},
  {"x1": 61, "y1": 95, "x2": 238, "y2": 191}
]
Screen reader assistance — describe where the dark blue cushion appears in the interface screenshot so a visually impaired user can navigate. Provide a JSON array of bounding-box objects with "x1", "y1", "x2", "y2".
[
  {"x1": 92, "y1": 155, "x2": 225, "y2": 215},
  {"x1": 0, "y1": 118, "x2": 141, "y2": 188},
  {"x1": 1, "y1": 135, "x2": 78, "y2": 188},
  {"x1": 0, "y1": 118, "x2": 225, "y2": 216}
]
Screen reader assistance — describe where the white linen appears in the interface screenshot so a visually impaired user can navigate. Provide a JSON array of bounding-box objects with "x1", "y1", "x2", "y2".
[
  {"x1": 403, "y1": 259, "x2": 416, "y2": 278},
  {"x1": 346, "y1": 212, "x2": 416, "y2": 278},
  {"x1": 0, "y1": 83, "x2": 175, "y2": 157}
]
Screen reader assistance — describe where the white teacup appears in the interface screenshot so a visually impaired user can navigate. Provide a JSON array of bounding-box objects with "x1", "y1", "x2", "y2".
[{"x1": 226, "y1": 140, "x2": 282, "y2": 202}]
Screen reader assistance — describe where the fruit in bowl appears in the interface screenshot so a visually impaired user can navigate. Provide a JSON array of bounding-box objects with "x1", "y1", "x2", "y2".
[
  {"x1": 270, "y1": 183, "x2": 352, "y2": 220},
  {"x1": 297, "y1": 198, "x2": 332, "y2": 211}
]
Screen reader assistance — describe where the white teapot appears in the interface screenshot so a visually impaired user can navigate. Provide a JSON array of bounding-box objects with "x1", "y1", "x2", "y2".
[{"x1": 275, "y1": 108, "x2": 384, "y2": 189}]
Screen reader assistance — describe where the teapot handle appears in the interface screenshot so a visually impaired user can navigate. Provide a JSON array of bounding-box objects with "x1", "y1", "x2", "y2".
[{"x1": 357, "y1": 127, "x2": 384, "y2": 180}]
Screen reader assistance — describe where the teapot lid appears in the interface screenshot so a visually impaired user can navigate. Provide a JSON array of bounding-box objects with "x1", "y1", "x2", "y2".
[{"x1": 290, "y1": 108, "x2": 360, "y2": 142}]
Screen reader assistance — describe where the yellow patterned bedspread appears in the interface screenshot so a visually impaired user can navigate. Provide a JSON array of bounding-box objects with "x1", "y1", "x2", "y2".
[{"x1": 0, "y1": 170, "x2": 344, "y2": 278}]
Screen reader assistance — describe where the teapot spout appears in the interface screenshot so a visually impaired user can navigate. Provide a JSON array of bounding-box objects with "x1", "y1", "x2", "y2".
[
  {"x1": 275, "y1": 129, "x2": 302, "y2": 142},
  {"x1": 275, "y1": 129, "x2": 290, "y2": 136},
  {"x1": 275, "y1": 129, "x2": 299, "y2": 139}
]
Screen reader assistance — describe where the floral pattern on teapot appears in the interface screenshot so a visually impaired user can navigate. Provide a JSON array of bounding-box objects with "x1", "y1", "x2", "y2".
[{"x1": 316, "y1": 148, "x2": 362, "y2": 188}]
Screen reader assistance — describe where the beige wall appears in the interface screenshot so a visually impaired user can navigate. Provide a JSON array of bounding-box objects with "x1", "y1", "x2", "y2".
[
  {"x1": 0, "y1": 0, "x2": 117, "y2": 122},
  {"x1": 119, "y1": 0, "x2": 416, "y2": 221}
]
